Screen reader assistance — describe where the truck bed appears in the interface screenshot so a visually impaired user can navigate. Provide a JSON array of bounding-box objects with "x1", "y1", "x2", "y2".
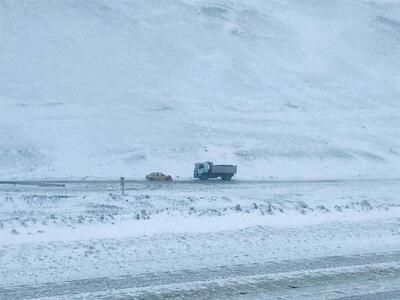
[{"x1": 211, "y1": 165, "x2": 237, "y2": 174}]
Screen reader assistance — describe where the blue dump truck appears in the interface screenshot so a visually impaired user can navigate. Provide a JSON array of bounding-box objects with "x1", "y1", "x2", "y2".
[{"x1": 194, "y1": 162, "x2": 237, "y2": 181}]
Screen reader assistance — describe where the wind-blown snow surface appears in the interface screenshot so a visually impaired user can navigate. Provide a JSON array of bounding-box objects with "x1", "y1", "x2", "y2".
[
  {"x1": 0, "y1": 180, "x2": 400, "y2": 288},
  {"x1": 1, "y1": 180, "x2": 400, "y2": 297},
  {"x1": 1, "y1": 0, "x2": 400, "y2": 178}
]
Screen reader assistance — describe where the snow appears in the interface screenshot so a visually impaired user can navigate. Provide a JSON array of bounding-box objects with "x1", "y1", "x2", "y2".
[
  {"x1": 1, "y1": 1, "x2": 400, "y2": 298},
  {"x1": 1, "y1": 0, "x2": 400, "y2": 179},
  {"x1": 1, "y1": 179, "x2": 399, "y2": 244},
  {"x1": 1, "y1": 180, "x2": 400, "y2": 289}
]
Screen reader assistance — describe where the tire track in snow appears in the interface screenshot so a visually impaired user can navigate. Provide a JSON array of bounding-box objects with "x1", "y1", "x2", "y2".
[{"x1": 2, "y1": 251, "x2": 400, "y2": 299}]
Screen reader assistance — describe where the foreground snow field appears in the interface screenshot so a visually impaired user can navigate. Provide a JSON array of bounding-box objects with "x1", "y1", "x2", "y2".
[{"x1": 1, "y1": 179, "x2": 400, "y2": 299}]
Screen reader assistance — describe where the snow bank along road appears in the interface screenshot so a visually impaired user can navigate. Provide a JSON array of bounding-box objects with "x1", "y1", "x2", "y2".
[{"x1": 1, "y1": 179, "x2": 400, "y2": 299}]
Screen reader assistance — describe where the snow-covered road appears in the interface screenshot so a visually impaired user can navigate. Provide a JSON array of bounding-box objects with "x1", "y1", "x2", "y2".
[
  {"x1": 1, "y1": 179, "x2": 400, "y2": 299},
  {"x1": 1, "y1": 176, "x2": 399, "y2": 191},
  {"x1": 2, "y1": 252, "x2": 400, "y2": 299}
]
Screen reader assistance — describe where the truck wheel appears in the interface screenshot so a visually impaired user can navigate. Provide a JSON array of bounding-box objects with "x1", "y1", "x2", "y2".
[
  {"x1": 199, "y1": 174, "x2": 208, "y2": 180},
  {"x1": 221, "y1": 176, "x2": 232, "y2": 181}
]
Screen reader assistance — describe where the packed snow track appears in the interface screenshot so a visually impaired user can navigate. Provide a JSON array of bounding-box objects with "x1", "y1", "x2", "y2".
[
  {"x1": 2, "y1": 252, "x2": 400, "y2": 299},
  {"x1": 1, "y1": 177, "x2": 400, "y2": 191}
]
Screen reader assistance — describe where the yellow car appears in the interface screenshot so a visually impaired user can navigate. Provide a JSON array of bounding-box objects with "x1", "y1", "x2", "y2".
[{"x1": 145, "y1": 172, "x2": 172, "y2": 181}]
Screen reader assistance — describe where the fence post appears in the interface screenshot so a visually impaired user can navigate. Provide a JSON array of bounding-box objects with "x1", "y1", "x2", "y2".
[{"x1": 120, "y1": 177, "x2": 125, "y2": 196}]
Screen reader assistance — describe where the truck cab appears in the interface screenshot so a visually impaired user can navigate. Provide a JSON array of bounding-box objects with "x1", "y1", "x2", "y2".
[{"x1": 194, "y1": 162, "x2": 211, "y2": 180}]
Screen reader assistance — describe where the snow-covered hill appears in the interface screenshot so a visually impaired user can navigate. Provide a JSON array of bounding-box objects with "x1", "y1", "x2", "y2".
[{"x1": 1, "y1": 0, "x2": 400, "y2": 179}]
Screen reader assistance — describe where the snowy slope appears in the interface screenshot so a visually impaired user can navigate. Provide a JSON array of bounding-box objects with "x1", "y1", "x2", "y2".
[{"x1": 1, "y1": 0, "x2": 400, "y2": 179}]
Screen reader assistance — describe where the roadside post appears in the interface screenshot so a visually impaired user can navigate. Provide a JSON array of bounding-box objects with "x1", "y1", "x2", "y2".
[{"x1": 120, "y1": 177, "x2": 125, "y2": 195}]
